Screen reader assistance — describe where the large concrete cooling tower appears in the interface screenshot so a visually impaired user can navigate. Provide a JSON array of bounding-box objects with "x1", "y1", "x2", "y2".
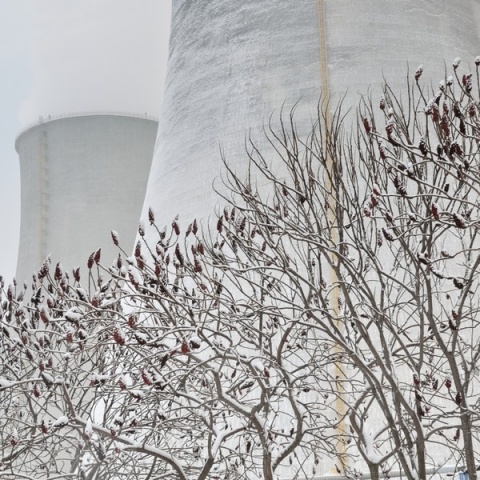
[
  {"x1": 141, "y1": 0, "x2": 480, "y2": 233},
  {"x1": 15, "y1": 113, "x2": 158, "y2": 283}
]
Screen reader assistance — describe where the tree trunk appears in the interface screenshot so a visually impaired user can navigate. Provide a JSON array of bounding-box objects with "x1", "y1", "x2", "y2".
[
  {"x1": 263, "y1": 449, "x2": 274, "y2": 480},
  {"x1": 461, "y1": 411, "x2": 477, "y2": 480},
  {"x1": 416, "y1": 436, "x2": 426, "y2": 480},
  {"x1": 368, "y1": 464, "x2": 380, "y2": 480}
]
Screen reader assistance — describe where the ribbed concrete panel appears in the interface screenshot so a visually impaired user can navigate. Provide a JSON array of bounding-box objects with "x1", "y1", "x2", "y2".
[
  {"x1": 141, "y1": 0, "x2": 480, "y2": 236},
  {"x1": 141, "y1": 0, "x2": 322, "y2": 231},
  {"x1": 325, "y1": 1, "x2": 480, "y2": 110},
  {"x1": 16, "y1": 114, "x2": 158, "y2": 283}
]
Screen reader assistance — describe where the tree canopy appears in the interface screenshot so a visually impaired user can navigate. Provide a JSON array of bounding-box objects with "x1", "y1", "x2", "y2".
[{"x1": 2, "y1": 58, "x2": 480, "y2": 480}]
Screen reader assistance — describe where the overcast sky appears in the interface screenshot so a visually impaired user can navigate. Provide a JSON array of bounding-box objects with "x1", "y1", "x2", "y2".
[{"x1": 0, "y1": 0, "x2": 171, "y2": 283}]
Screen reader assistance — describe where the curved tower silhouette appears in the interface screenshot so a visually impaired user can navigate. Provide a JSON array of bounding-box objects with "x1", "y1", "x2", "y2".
[
  {"x1": 141, "y1": 0, "x2": 480, "y2": 234},
  {"x1": 16, "y1": 113, "x2": 158, "y2": 283}
]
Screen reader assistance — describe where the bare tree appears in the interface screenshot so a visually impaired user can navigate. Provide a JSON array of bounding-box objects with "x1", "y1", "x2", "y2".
[
  {"x1": 0, "y1": 222, "x2": 337, "y2": 479},
  {"x1": 2, "y1": 57, "x2": 480, "y2": 480},
  {"x1": 214, "y1": 58, "x2": 480, "y2": 480}
]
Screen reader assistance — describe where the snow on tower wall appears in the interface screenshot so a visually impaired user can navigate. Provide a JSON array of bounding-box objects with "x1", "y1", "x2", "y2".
[
  {"x1": 141, "y1": 0, "x2": 480, "y2": 235},
  {"x1": 15, "y1": 114, "x2": 158, "y2": 284}
]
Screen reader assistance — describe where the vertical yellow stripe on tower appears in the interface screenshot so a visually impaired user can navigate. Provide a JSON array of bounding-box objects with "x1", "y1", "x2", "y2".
[{"x1": 316, "y1": 0, "x2": 348, "y2": 474}]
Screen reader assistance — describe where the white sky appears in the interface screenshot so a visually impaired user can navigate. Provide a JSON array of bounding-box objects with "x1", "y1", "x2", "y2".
[{"x1": 0, "y1": 0, "x2": 171, "y2": 283}]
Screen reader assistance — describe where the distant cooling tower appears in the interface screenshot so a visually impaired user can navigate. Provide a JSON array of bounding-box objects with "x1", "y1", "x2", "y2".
[
  {"x1": 141, "y1": 0, "x2": 480, "y2": 234},
  {"x1": 15, "y1": 113, "x2": 158, "y2": 283}
]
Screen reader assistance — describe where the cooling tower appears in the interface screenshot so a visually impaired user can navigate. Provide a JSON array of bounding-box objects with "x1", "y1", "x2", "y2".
[
  {"x1": 15, "y1": 113, "x2": 158, "y2": 284},
  {"x1": 138, "y1": 1, "x2": 480, "y2": 477},
  {"x1": 141, "y1": 0, "x2": 480, "y2": 233}
]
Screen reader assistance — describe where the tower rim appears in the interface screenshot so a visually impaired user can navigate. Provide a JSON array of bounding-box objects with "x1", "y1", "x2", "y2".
[{"x1": 15, "y1": 111, "x2": 159, "y2": 152}]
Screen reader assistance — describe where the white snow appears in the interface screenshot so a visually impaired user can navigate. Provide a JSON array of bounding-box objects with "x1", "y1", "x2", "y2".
[
  {"x1": 65, "y1": 307, "x2": 84, "y2": 322},
  {"x1": 84, "y1": 419, "x2": 93, "y2": 439},
  {"x1": 52, "y1": 415, "x2": 69, "y2": 428},
  {"x1": 0, "y1": 378, "x2": 12, "y2": 388},
  {"x1": 362, "y1": 424, "x2": 384, "y2": 464}
]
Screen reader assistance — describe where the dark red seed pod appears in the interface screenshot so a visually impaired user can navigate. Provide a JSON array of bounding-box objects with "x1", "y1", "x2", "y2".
[
  {"x1": 453, "y1": 213, "x2": 466, "y2": 229},
  {"x1": 431, "y1": 103, "x2": 439, "y2": 123},
  {"x1": 382, "y1": 228, "x2": 394, "y2": 242},
  {"x1": 377, "y1": 144, "x2": 386, "y2": 161},
  {"x1": 453, "y1": 103, "x2": 462, "y2": 118},
  {"x1": 113, "y1": 328, "x2": 125, "y2": 346},
  {"x1": 419, "y1": 138, "x2": 428, "y2": 156},
  {"x1": 41, "y1": 420, "x2": 48, "y2": 434},
  {"x1": 175, "y1": 244, "x2": 184, "y2": 266},
  {"x1": 414, "y1": 65, "x2": 423, "y2": 80},
  {"x1": 440, "y1": 115, "x2": 450, "y2": 137},
  {"x1": 181, "y1": 341, "x2": 190, "y2": 355},
  {"x1": 172, "y1": 218, "x2": 180, "y2": 236},
  {"x1": 111, "y1": 230, "x2": 119, "y2": 246},
  {"x1": 87, "y1": 253, "x2": 95, "y2": 270},
  {"x1": 94, "y1": 248, "x2": 101, "y2": 264},
  {"x1": 38, "y1": 261, "x2": 49, "y2": 280},
  {"x1": 445, "y1": 378, "x2": 452, "y2": 390},
  {"x1": 73, "y1": 267, "x2": 80, "y2": 283},
  {"x1": 136, "y1": 256, "x2": 145, "y2": 270},
  {"x1": 33, "y1": 383, "x2": 42, "y2": 398},
  {"x1": 363, "y1": 117, "x2": 371, "y2": 134},
  {"x1": 148, "y1": 207, "x2": 155, "y2": 224},
  {"x1": 386, "y1": 122, "x2": 394, "y2": 136},
  {"x1": 128, "y1": 315, "x2": 137, "y2": 329},
  {"x1": 54, "y1": 263, "x2": 62, "y2": 281},
  {"x1": 468, "y1": 102, "x2": 476, "y2": 117},
  {"x1": 141, "y1": 370, "x2": 153, "y2": 386},
  {"x1": 117, "y1": 376, "x2": 127, "y2": 390},
  {"x1": 40, "y1": 308, "x2": 50, "y2": 325}
]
